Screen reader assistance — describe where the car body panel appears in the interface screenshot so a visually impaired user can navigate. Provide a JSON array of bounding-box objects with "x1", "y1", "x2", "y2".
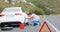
[{"x1": 0, "y1": 7, "x2": 28, "y2": 25}]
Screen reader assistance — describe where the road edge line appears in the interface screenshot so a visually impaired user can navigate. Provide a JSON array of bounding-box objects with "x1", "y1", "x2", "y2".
[{"x1": 45, "y1": 20, "x2": 60, "y2": 32}]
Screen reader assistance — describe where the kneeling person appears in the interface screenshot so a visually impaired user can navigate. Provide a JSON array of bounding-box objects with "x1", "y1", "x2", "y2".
[{"x1": 28, "y1": 13, "x2": 40, "y2": 26}]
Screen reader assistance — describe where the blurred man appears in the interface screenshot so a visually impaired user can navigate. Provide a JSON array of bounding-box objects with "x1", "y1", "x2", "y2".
[{"x1": 28, "y1": 13, "x2": 40, "y2": 26}]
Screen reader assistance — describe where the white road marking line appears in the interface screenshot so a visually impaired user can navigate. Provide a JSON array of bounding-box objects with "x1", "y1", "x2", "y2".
[{"x1": 45, "y1": 19, "x2": 60, "y2": 32}]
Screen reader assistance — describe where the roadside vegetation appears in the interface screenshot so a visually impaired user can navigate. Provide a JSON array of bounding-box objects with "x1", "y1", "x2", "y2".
[
  {"x1": 27, "y1": 0, "x2": 60, "y2": 14},
  {"x1": 0, "y1": 0, "x2": 60, "y2": 15}
]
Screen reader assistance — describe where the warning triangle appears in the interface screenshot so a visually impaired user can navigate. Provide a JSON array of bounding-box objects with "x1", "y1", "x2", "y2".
[{"x1": 39, "y1": 21, "x2": 51, "y2": 32}]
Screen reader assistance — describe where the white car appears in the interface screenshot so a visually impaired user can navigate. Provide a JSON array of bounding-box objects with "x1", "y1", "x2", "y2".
[{"x1": 0, "y1": 7, "x2": 28, "y2": 27}]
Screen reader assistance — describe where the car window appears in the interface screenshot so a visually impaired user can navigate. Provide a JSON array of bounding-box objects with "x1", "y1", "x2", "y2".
[{"x1": 3, "y1": 8, "x2": 20, "y2": 12}]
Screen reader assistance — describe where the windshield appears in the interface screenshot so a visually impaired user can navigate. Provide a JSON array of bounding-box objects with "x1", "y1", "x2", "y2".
[{"x1": 3, "y1": 8, "x2": 20, "y2": 12}]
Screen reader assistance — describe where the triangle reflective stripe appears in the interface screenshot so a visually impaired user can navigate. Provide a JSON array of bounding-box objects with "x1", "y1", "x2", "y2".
[{"x1": 39, "y1": 21, "x2": 51, "y2": 32}]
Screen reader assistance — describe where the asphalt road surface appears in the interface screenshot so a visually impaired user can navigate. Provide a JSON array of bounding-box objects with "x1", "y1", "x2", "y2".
[{"x1": 0, "y1": 15, "x2": 60, "y2": 32}]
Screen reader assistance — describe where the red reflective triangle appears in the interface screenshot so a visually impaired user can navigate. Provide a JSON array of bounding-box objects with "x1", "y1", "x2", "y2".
[{"x1": 39, "y1": 21, "x2": 51, "y2": 32}]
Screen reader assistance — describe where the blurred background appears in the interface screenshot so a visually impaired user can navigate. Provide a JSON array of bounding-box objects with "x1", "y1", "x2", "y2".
[{"x1": 0, "y1": 0, "x2": 60, "y2": 15}]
